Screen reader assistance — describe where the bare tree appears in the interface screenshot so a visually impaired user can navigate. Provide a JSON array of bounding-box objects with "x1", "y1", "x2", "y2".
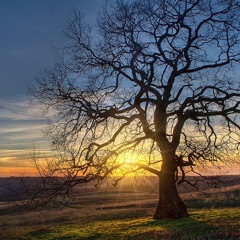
[{"x1": 28, "y1": 0, "x2": 240, "y2": 219}]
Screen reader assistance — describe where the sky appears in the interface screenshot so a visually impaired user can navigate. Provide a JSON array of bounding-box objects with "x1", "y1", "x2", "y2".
[
  {"x1": 0, "y1": 0, "x2": 102, "y2": 177},
  {"x1": 0, "y1": 1, "x2": 239, "y2": 177}
]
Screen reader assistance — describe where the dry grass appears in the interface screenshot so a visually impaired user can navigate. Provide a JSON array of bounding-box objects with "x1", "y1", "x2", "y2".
[{"x1": 0, "y1": 175, "x2": 239, "y2": 239}]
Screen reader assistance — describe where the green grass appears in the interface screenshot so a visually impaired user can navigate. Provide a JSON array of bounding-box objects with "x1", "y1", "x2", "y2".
[
  {"x1": 1, "y1": 178, "x2": 240, "y2": 239},
  {"x1": 1, "y1": 208, "x2": 239, "y2": 239}
]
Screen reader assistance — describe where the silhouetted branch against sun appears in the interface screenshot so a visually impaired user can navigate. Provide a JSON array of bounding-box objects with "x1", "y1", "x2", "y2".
[{"x1": 27, "y1": 0, "x2": 240, "y2": 219}]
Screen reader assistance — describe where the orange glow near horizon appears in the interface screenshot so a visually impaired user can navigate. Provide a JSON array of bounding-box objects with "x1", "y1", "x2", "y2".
[
  {"x1": 0, "y1": 149, "x2": 51, "y2": 177},
  {"x1": 0, "y1": 151, "x2": 239, "y2": 178},
  {"x1": 1, "y1": 162, "x2": 239, "y2": 178},
  {"x1": 0, "y1": 166, "x2": 39, "y2": 177}
]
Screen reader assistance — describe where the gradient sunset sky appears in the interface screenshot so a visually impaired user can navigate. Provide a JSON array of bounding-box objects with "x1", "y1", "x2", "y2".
[
  {"x1": 0, "y1": 0, "x2": 102, "y2": 176},
  {"x1": 0, "y1": 1, "x2": 239, "y2": 177}
]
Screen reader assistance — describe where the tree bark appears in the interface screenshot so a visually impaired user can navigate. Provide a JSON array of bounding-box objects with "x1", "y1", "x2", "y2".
[{"x1": 153, "y1": 161, "x2": 189, "y2": 219}]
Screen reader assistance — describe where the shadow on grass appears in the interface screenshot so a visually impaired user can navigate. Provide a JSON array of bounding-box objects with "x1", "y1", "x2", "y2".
[
  {"x1": 131, "y1": 212, "x2": 239, "y2": 240},
  {"x1": 150, "y1": 217, "x2": 215, "y2": 239},
  {"x1": 3, "y1": 208, "x2": 240, "y2": 240}
]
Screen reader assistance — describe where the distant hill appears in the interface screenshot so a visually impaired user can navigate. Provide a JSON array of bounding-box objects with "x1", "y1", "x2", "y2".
[{"x1": 0, "y1": 175, "x2": 239, "y2": 202}]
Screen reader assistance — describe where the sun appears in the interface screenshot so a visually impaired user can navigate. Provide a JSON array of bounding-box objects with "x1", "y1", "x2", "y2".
[
  {"x1": 124, "y1": 157, "x2": 136, "y2": 164},
  {"x1": 125, "y1": 158, "x2": 131, "y2": 163}
]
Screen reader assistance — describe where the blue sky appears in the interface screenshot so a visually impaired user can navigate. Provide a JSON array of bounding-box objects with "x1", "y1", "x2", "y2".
[
  {"x1": 0, "y1": 0, "x2": 102, "y2": 176},
  {"x1": 0, "y1": 1, "x2": 239, "y2": 177}
]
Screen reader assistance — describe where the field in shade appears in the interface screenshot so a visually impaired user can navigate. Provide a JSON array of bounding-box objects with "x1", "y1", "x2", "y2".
[{"x1": 0, "y1": 175, "x2": 239, "y2": 239}]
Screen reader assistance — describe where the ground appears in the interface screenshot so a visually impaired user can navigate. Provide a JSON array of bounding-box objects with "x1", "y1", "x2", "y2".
[{"x1": 0, "y1": 175, "x2": 239, "y2": 239}]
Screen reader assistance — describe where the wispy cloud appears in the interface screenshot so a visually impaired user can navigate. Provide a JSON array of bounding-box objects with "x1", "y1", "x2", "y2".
[{"x1": 0, "y1": 97, "x2": 52, "y2": 176}]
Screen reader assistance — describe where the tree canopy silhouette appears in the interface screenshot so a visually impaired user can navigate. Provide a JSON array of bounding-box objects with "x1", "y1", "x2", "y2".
[{"x1": 29, "y1": 0, "x2": 240, "y2": 219}]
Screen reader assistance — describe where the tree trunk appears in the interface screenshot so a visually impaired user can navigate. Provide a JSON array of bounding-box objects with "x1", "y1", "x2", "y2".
[{"x1": 153, "y1": 162, "x2": 189, "y2": 219}]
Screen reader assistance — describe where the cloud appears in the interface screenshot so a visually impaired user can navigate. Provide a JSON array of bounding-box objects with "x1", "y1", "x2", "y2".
[
  {"x1": 0, "y1": 97, "x2": 52, "y2": 176},
  {"x1": 0, "y1": 99, "x2": 49, "y2": 146}
]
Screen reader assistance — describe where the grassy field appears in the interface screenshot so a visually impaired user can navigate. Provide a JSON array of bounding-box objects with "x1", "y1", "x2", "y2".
[{"x1": 0, "y1": 176, "x2": 239, "y2": 239}]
